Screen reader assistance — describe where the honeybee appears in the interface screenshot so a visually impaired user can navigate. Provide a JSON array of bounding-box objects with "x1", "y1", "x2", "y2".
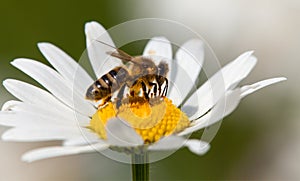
[{"x1": 85, "y1": 42, "x2": 169, "y2": 107}]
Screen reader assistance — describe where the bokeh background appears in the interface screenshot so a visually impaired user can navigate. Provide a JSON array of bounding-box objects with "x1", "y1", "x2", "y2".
[{"x1": 0, "y1": 0, "x2": 298, "y2": 180}]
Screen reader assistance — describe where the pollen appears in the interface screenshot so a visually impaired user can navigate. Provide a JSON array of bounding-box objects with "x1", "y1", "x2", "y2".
[
  {"x1": 88, "y1": 102, "x2": 116, "y2": 139},
  {"x1": 88, "y1": 98, "x2": 190, "y2": 144}
]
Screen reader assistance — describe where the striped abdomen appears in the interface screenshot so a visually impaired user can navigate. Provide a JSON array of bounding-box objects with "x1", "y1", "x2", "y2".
[{"x1": 85, "y1": 67, "x2": 129, "y2": 102}]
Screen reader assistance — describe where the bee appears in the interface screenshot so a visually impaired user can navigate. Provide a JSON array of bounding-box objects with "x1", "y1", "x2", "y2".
[{"x1": 85, "y1": 42, "x2": 169, "y2": 107}]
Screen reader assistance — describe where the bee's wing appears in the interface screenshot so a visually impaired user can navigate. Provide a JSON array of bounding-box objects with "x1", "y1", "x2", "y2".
[{"x1": 107, "y1": 51, "x2": 133, "y2": 63}]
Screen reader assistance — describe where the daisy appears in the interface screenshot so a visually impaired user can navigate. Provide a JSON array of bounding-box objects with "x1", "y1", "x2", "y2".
[{"x1": 0, "y1": 21, "x2": 286, "y2": 164}]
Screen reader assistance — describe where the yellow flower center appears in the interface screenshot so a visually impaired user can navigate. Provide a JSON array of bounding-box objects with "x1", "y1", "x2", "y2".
[{"x1": 88, "y1": 97, "x2": 190, "y2": 144}]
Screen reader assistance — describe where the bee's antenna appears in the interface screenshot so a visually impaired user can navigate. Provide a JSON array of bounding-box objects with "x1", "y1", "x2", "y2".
[
  {"x1": 94, "y1": 39, "x2": 134, "y2": 62},
  {"x1": 94, "y1": 39, "x2": 117, "y2": 50}
]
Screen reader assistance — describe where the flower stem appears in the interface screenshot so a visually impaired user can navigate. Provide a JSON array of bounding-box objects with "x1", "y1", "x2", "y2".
[{"x1": 131, "y1": 152, "x2": 149, "y2": 181}]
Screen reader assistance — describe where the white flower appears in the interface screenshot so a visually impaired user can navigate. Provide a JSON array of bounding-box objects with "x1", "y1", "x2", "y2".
[{"x1": 0, "y1": 21, "x2": 286, "y2": 162}]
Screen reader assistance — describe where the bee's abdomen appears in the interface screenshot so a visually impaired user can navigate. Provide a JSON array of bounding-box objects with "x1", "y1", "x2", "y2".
[
  {"x1": 108, "y1": 69, "x2": 118, "y2": 79},
  {"x1": 101, "y1": 74, "x2": 113, "y2": 87},
  {"x1": 99, "y1": 66, "x2": 129, "y2": 91}
]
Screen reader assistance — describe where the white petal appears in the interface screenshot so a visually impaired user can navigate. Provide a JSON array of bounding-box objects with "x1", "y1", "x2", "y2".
[
  {"x1": 223, "y1": 54, "x2": 257, "y2": 89},
  {"x1": 11, "y1": 58, "x2": 95, "y2": 116},
  {"x1": 3, "y1": 79, "x2": 70, "y2": 111},
  {"x1": 148, "y1": 136, "x2": 186, "y2": 151},
  {"x1": 175, "y1": 39, "x2": 204, "y2": 69},
  {"x1": 63, "y1": 130, "x2": 101, "y2": 146},
  {"x1": 1, "y1": 100, "x2": 21, "y2": 111},
  {"x1": 85, "y1": 21, "x2": 122, "y2": 78},
  {"x1": 106, "y1": 118, "x2": 143, "y2": 147},
  {"x1": 168, "y1": 39, "x2": 204, "y2": 106},
  {"x1": 1, "y1": 127, "x2": 82, "y2": 142},
  {"x1": 63, "y1": 137, "x2": 98, "y2": 146},
  {"x1": 0, "y1": 103, "x2": 89, "y2": 127},
  {"x1": 0, "y1": 111, "x2": 61, "y2": 128},
  {"x1": 38, "y1": 42, "x2": 94, "y2": 96},
  {"x1": 241, "y1": 77, "x2": 287, "y2": 98},
  {"x1": 179, "y1": 89, "x2": 241, "y2": 135},
  {"x1": 22, "y1": 143, "x2": 108, "y2": 162},
  {"x1": 184, "y1": 52, "x2": 256, "y2": 120},
  {"x1": 180, "y1": 77, "x2": 286, "y2": 135},
  {"x1": 3, "y1": 79, "x2": 90, "y2": 125},
  {"x1": 184, "y1": 139, "x2": 210, "y2": 155},
  {"x1": 143, "y1": 36, "x2": 172, "y2": 61},
  {"x1": 7, "y1": 101, "x2": 61, "y2": 118}
]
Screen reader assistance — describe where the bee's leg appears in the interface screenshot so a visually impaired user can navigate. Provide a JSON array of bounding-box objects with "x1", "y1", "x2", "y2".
[
  {"x1": 129, "y1": 79, "x2": 139, "y2": 97},
  {"x1": 116, "y1": 84, "x2": 127, "y2": 108},
  {"x1": 162, "y1": 78, "x2": 168, "y2": 97},
  {"x1": 156, "y1": 75, "x2": 168, "y2": 97},
  {"x1": 148, "y1": 82, "x2": 157, "y2": 98},
  {"x1": 129, "y1": 79, "x2": 147, "y2": 99},
  {"x1": 98, "y1": 95, "x2": 112, "y2": 108},
  {"x1": 158, "y1": 85, "x2": 162, "y2": 96},
  {"x1": 141, "y1": 81, "x2": 149, "y2": 100},
  {"x1": 153, "y1": 83, "x2": 158, "y2": 97},
  {"x1": 156, "y1": 75, "x2": 163, "y2": 95}
]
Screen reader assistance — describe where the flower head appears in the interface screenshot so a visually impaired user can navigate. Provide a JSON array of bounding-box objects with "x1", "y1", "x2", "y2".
[{"x1": 0, "y1": 21, "x2": 286, "y2": 162}]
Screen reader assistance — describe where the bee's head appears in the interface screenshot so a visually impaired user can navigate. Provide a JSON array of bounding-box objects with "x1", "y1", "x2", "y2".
[{"x1": 132, "y1": 57, "x2": 157, "y2": 75}]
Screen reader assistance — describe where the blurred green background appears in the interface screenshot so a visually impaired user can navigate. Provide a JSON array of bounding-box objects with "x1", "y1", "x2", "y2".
[{"x1": 0, "y1": 0, "x2": 298, "y2": 180}]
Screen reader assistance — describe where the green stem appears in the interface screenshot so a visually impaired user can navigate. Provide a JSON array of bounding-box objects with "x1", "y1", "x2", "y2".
[{"x1": 131, "y1": 152, "x2": 149, "y2": 181}]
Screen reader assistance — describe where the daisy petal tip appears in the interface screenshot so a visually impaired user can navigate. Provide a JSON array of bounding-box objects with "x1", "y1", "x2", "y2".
[
  {"x1": 37, "y1": 42, "x2": 47, "y2": 47},
  {"x1": 21, "y1": 148, "x2": 57, "y2": 163},
  {"x1": 264, "y1": 77, "x2": 287, "y2": 84},
  {"x1": 247, "y1": 50, "x2": 255, "y2": 54},
  {"x1": 278, "y1": 77, "x2": 287, "y2": 81},
  {"x1": 241, "y1": 77, "x2": 287, "y2": 98},
  {"x1": 85, "y1": 20, "x2": 100, "y2": 26},
  {"x1": 10, "y1": 58, "x2": 28, "y2": 67},
  {"x1": 10, "y1": 58, "x2": 20, "y2": 65},
  {"x1": 85, "y1": 21, "x2": 96, "y2": 27},
  {"x1": 239, "y1": 50, "x2": 255, "y2": 59},
  {"x1": 2, "y1": 79, "x2": 18, "y2": 88},
  {"x1": 84, "y1": 21, "x2": 95, "y2": 34},
  {"x1": 84, "y1": 21, "x2": 105, "y2": 34},
  {"x1": 37, "y1": 42, "x2": 52, "y2": 50},
  {"x1": 1, "y1": 100, "x2": 20, "y2": 111},
  {"x1": 1, "y1": 132, "x2": 11, "y2": 141},
  {"x1": 21, "y1": 154, "x2": 33, "y2": 163},
  {"x1": 1, "y1": 129, "x2": 23, "y2": 141},
  {"x1": 2, "y1": 79, "x2": 8, "y2": 86},
  {"x1": 21, "y1": 149, "x2": 52, "y2": 163},
  {"x1": 37, "y1": 42, "x2": 59, "y2": 56},
  {"x1": 185, "y1": 140, "x2": 210, "y2": 156},
  {"x1": 267, "y1": 77, "x2": 288, "y2": 85},
  {"x1": 247, "y1": 55, "x2": 258, "y2": 67},
  {"x1": 257, "y1": 77, "x2": 287, "y2": 86}
]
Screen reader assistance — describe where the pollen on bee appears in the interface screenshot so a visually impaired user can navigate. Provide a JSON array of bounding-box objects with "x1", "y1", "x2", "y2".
[{"x1": 88, "y1": 97, "x2": 190, "y2": 144}]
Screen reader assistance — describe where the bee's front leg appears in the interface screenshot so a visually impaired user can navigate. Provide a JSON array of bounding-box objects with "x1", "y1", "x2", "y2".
[
  {"x1": 129, "y1": 79, "x2": 149, "y2": 100},
  {"x1": 97, "y1": 95, "x2": 112, "y2": 109}
]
